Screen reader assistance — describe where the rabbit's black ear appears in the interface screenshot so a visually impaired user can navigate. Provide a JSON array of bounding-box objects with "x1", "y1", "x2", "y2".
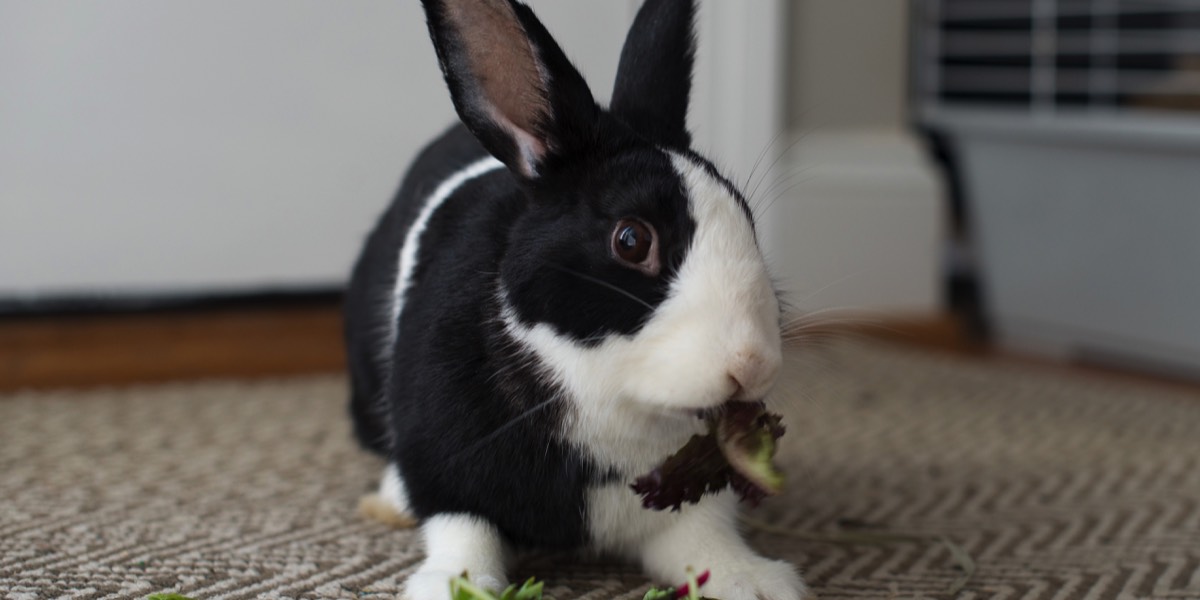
[
  {"x1": 611, "y1": 0, "x2": 697, "y2": 149},
  {"x1": 421, "y1": 0, "x2": 598, "y2": 179}
]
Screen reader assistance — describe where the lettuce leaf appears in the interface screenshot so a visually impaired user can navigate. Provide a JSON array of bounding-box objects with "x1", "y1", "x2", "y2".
[{"x1": 631, "y1": 402, "x2": 785, "y2": 511}]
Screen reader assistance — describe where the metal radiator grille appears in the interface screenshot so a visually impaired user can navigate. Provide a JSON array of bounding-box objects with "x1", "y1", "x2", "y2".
[{"x1": 915, "y1": 0, "x2": 1200, "y2": 115}]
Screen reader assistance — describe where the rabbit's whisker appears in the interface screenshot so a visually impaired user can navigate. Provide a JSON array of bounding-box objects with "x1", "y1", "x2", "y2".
[
  {"x1": 543, "y1": 262, "x2": 655, "y2": 311},
  {"x1": 743, "y1": 128, "x2": 789, "y2": 193},
  {"x1": 444, "y1": 397, "x2": 558, "y2": 465},
  {"x1": 756, "y1": 173, "x2": 819, "y2": 218},
  {"x1": 747, "y1": 130, "x2": 813, "y2": 206}
]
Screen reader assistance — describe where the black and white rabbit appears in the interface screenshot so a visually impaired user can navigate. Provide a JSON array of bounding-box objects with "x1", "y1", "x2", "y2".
[{"x1": 343, "y1": 0, "x2": 807, "y2": 598}]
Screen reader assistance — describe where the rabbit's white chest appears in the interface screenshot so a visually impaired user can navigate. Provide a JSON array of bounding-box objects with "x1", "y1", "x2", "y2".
[{"x1": 585, "y1": 481, "x2": 684, "y2": 556}]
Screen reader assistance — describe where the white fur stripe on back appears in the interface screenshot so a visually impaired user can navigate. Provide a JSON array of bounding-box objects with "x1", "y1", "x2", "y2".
[{"x1": 387, "y1": 156, "x2": 504, "y2": 354}]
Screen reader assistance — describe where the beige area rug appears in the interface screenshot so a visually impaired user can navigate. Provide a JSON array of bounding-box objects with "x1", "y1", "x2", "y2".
[{"x1": 3, "y1": 340, "x2": 1200, "y2": 600}]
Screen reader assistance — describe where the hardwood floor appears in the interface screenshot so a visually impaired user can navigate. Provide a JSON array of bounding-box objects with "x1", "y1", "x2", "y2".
[
  {"x1": 2, "y1": 301, "x2": 1196, "y2": 396},
  {"x1": 0, "y1": 303, "x2": 345, "y2": 392}
]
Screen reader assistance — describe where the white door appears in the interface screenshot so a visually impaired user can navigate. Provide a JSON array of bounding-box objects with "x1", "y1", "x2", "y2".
[{"x1": 0, "y1": 1, "x2": 781, "y2": 301}]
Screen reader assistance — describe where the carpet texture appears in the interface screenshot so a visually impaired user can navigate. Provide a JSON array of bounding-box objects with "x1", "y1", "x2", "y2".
[{"x1": 3, "y1": 341, "x2": 1200, "y2": 600}]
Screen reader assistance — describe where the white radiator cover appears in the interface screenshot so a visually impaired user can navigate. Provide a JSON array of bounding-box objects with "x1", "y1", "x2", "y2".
[{"x1": 930, "y1": 108, "x2": 1200, "y2": 379}]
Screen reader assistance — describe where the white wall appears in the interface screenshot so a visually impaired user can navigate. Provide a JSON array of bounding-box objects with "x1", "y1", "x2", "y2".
[
  {"x1": 0, "y1": 0, "x2": 786, "y2": 302},
  {"x1": 0, "y1": 1, "x2": 633, "y2": 299},
  {"x1": 787, "y1": 0, "x2": 910, "y2": 131}
]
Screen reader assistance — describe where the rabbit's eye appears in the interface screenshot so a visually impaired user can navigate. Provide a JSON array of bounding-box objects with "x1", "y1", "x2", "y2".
[{"x1": 611, "y1": 218, "x2": 660, "y2": 275}]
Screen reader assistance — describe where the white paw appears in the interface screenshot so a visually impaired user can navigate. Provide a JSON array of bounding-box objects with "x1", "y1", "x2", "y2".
[
  {"x1": 700, "y1": 559, "x2": 810, "y2": 600},
  {"x1": 403, "y1": 568, "x2": 507, "y2": 600},
  {"x1": 407, "y1": 514, "x2": 510, "y2": 600}
]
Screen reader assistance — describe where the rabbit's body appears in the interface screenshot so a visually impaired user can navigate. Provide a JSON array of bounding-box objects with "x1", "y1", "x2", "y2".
[
  {"x1": 343, "y1": 1, "x2": 808, "y2": 598},
  {"x1": 346, "y1": 125, "x2": 594, "y2": 548}
]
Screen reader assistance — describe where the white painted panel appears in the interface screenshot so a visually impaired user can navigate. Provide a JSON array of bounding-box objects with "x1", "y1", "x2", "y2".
[
  {"x1": 946, "y1": 112, "x2": 1200, "y2": 376},
  {"x1": 766, "y1": 133, "x2": 945, "y2": 312}
]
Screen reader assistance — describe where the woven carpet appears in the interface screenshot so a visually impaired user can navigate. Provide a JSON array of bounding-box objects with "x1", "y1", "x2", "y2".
[{"x1": 3, "y1": 340, "x2": 1200, "y2": 600}]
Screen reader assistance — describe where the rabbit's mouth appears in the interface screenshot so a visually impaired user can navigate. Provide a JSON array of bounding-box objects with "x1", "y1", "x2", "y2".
[{"x1": 692, "y1": 399, "x2": 766, "y2": 422}]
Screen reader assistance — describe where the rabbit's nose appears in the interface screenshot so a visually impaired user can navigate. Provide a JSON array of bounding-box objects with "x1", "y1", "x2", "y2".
[{"x1": 727, "y1": 349, "x2": 780, "y2": 400}]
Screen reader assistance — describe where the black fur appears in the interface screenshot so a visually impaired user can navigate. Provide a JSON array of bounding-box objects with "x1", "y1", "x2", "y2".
[
  {"x1": 345, "y1": 0, "x2": 711, "y2": 549},
  {"x1": 344, "y1": 125, "x2": 491, "y2": 455},
  {"x1": 611, "y1": 0, "x2": 697, "y2": 149}
]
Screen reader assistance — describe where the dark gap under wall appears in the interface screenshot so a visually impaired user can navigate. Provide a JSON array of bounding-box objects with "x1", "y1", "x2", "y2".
[{"x1": 0, "y1": 288, "x2": 344, "y2": 319}]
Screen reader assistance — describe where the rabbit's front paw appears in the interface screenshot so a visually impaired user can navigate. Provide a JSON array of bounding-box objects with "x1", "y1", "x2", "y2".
[
  {"x1": 405, "y1": 514, "x2": 508, "y2": 600},
  {"x1": 403, "y1": 568, "x2": 506, "y2": 600},
  {"x1": 696, "y1": 558, "x2": 810, "y2": 600}
]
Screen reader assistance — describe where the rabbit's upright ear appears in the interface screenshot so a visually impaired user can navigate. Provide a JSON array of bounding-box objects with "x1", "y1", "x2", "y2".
[
  {"x1": 421, "y1": 0, "x2": 598, "y2": 180},
  {"x1": 611, "y1": 0, "x2": 697, "y2": 149}
]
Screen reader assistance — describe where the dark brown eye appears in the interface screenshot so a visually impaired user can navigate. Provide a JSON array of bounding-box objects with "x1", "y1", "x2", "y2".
[{"x1": 611, "y1": 218, "x2": 660, "y2": 275}]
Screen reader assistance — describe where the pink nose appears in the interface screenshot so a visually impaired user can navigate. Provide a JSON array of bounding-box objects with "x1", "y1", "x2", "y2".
[{"x1": 727, "y1": 350, "x2": 779, "y2": 400}]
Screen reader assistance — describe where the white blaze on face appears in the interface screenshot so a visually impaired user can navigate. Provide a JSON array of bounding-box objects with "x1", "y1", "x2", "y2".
[
  {"x1": 623, "y1": 152, "x2": 783, "y2": 409},
  {"x1": 501, "y1": 150, "x2": 782, "y2": 473}
]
